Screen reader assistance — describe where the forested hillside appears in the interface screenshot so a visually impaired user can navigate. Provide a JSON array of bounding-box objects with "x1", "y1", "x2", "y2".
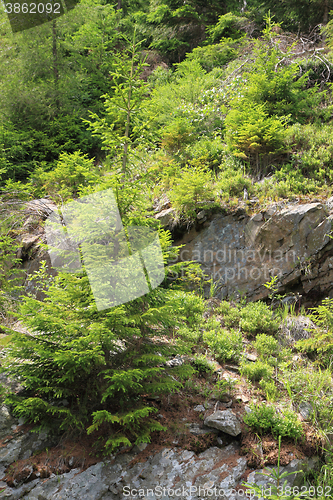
[{"x1": 2, "y1": 1, "x2": 333, "y2": 497}]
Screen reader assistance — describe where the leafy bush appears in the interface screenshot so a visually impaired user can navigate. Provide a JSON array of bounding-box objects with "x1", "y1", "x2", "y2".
[
  {"x1": 244, "y1": 403, "x2": 304, "y2": 441},
  {"x1": 3, "y1": 268, "x2": 194, "y2": 453},
  {"x1": 241, "y1": 360, "x2": 273, "y2": 381},
  {"x1": 259, "y1": 379, "x2": 278, "y2": 402},
  {"x1": 161, "y1": 118, "x2": 195, "y2": 153},
  {"x1": 33, "y1": 151, "x2": 100, "y2": 202},
  {"x1": 186, "y1": 39, "x2": 242, "y2": 72},
  {"x1": 216, "y1": 163, "x2": 252, "y2": 200},
  {"x1": 203, "y1": 328, "x2": 243, "y2": 364},
  {"x1": 191, "y1": 355, "x2": 215, "y2": 376},
  {"x1": 240, "y1": 301, "x2": 279, "y2": 337},
  {"x1": 141, "y1": 59, "x2": 222, "y2": 148},
  {"x1": 212, "y1": 378, "x2": 237, "y2": 399},
  {"x1": 206, "y1": 13, "x2": 248, "y2": 43},
  {"x1": 296, "y1": 298, "x2": 333, "y2": 366},
  {"x1": 185, "y1": 136, "x2": 225, "y2": 168},
  {"x1": 238, "y1": 46, "x2": 323, "y2": 123},
  {"x1": 169, "y1": 166, "x2": 214, "y2": 218},
  {"x1": 254, "y1": 334, "x2": 279, "y2": 358},
  {"x1": 218, "y1": 301, "x2": 241, "y2": 328},
  {"x1": 260, "y1": 163, "x2": 319, "y2": 197},
  {"x1": 225, "y1": 102, "x2": 287, "y2": 174}
]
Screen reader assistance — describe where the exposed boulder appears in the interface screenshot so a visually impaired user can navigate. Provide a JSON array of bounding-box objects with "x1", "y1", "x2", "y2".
[
  {"x1": 280, "y1": 315, "x2": 316, "y2": 345},
  {"x1": 176, "y1": 202, "x2": 333, "y2": 303},
  {"x1": 154, "y1": 207, "x2": 176, "y2": 227},
  {"x1": 204, "y1": 410, "x2": 242, "y2": 436}
]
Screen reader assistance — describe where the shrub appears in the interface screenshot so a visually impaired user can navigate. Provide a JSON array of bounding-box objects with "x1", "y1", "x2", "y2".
[
  {"x1": 161, "y1": 118, "x2": 195, "y2": 153},
  {"x1": 203, "y1": 328, "x2": 243, "y2": 364},
  {"x1": 240, "y1": 301, "x2": 279, "y2": 337},
  {"x1": 212, "y1": 378, "x2": 237, "y2": 399},
  {"x1": 3, "y1": 268, "x2": 194, "y2": 454},
  {"x1": 191, "y1": 355, "x2": 215, "y2": 376},
  {"x1": 254, "y1": 334, "x2": 279, "y2": 358},
  {"x1": 243, "y1": 403, "x2": 304, "y2": 441},
  {"x1": 218, "y1": 301, "x2": 241, "y2": 328},
  {"x1": 296, "y1": 298, "x2": 333, "y2": 366},
  {"x1": 240, "y1": 361, "x2": 273, "y2": 381},
  {"x1": 34, "y1": 151, "x2": 100, "y2": 202},
  {"x1": 206, "y1": 13, "x2": 248, "y2": 43},
  {"x1": 186, "y1": 39, "x2": 242, "y2": 72},
  {"x1": 169, "y1": 166, "x2": 214, "y2": 218},
  {"x1": 185, "y1": 137, "x2": 225, "y2": 168},
  {"x1": 216, "y1": 163, "x2": 253, "y2": 200},
  {"x1": 259, "y1": 379, "x2": 278, "y2": 402},
  {"x1": 225, "y1": 102, "x2": 287, "y2": 175}
]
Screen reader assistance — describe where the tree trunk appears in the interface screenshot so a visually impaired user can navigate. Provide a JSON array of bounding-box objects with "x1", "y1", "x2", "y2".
[
  {"x1": 52, "y1": 20, "x2": 59, "y2": 110},
  {"x1": 323, "y1": 0, "x2": 329, "y2": 24}
]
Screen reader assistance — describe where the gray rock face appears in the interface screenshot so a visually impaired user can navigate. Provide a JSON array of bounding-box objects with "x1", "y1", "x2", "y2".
[
  {"x1": 242, "y1": 456, "x2": 320, "y2": 500},
  {"x1": 154, "y1": 208, "x2": 176, "y2": 227},
  {"x1": 1, "y1": 443, "x2": 248, "y2": 500},
  {"x1": 299, "y1": 401, "x2": 313, "y2": 420},
  {"x1": 0, "y1": 424, "x2": 54, "y2": 467},
  {"x1": 176, "y1": 202, "x2": 333, "y2": 301},
  {"x1": 186, "y1": 422, "x2": 220, "y2": 435},
  {"x1": 280, "y1": 316, "x2": 316, "y2": 344},
  {"x1": 0, "y1": 405, "x2": 318, "y2": 500},
  {"x1": 17, "y1": 199, "x2": 333, "y2": 303},
  {"x1": 0, "y1": 440, "x2": 319, "y2": 500},
  {"x1": 204, "y1": 410, "x2": 242, "y2": 436}
]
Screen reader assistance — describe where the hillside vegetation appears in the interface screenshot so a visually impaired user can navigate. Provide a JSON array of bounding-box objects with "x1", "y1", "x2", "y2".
[{"x1": 2, "y1": 1, "x2": 333, "y2": 497}]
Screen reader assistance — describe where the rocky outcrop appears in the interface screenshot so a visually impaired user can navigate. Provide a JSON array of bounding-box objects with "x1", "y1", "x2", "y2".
[
  {"x1": 15, "y1": 198, "x2": 333, "y2": 304},
  {"x1": 175, "y1": 201, "x2": 333, "y2": 303},
  {"x1": 0, "y1": 438, "x2": 318, "y2": 500},
  {"x1": 279, "y1": 315, "x2": 316, "y2": 346},
  {"x1": 204, "y1": 410, "x2": 242, "y2": 436}
]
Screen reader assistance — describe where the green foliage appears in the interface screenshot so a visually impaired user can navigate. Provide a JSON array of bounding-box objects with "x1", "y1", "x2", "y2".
[
  {"x1": 296, "y1": 298, "x2": 333, "y2": 366},
  {"x1": 0, "y1": 190, "x2": 30, "y2": 324},
  {"x1": 241, "y1": 360, "x2": 273, "y2": 381},
  {"x1": 85, "y1": 30, "x2": 149, "y2": 175},
  {"x1": 216, "y1": 161, "x2": 253, "y2": 200},
  {"x1": 212, "y1": 378, "x2": 238, "y2": 399},
  {"x1": 243, "y1": 403, "x2": 304, "y2": 441},
  {"x1": 236, "y1": 46, "x2": 323, "y2": 124},
  {"x1": 185, "y1": 136, "x2": 225, "y2": 167},
  {"x1": 286, "y1": 123, "x2": 333, "y2": 184},
  {"x1": 33, "y1": 152, "x2": 100, "y2": 202},
  {"x1": 186, "y1": 39, "x2": 242, "y2": 72},
  {"x1": 161, "y1": 118, "x2": 195, "y2": 153},
  {"x1": 191, "y1": 355, "x2": 215, "y2": 376},
  {"x1": 254, "y1": 334, "x2": 279, "y2": 358},
  {"x1": 218, "y1": 300, "x2": 241, "y2": 328},
  {"x1": 280, "y1": 366, "x2": 333, "y2": 431},
  {"x1": 3, "y1": 267, "x2": 195, "y2": 453},
  {"x1": 240, "y1": 301, "x2": 279, "y2": 336},
  {"x1": 141, "y1": 0, "x2": 226, "y2": 61},
  {"x1": 225, "y1": 102, "x2": 287, "y2": 174},
  {"x1": 206, "y1": 13, "x2": 248, "y2": 43},
  {"x1": 259, "y1": 378, "x2": 278, "y2": 402},
  {"x1": 203, "y1": 328, "x2": 243, "y2": 364},
  {"x1": 253, "y1": 0, "x2": 332, "y2": 32},
  {"x1": 168, "y1": 166, "x2": 214, "y2": 218},
  {"x1": 142, "y1": 60, "x2": 222, "y2": 150},
  {"x1": 256, "y1": 164, "x2": 319, "y2": 199}
]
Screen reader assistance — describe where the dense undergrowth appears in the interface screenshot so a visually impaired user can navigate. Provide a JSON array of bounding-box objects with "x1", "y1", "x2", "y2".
[{"x1": 2, "y1": 1, "x2": 333, "y2": 497}]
